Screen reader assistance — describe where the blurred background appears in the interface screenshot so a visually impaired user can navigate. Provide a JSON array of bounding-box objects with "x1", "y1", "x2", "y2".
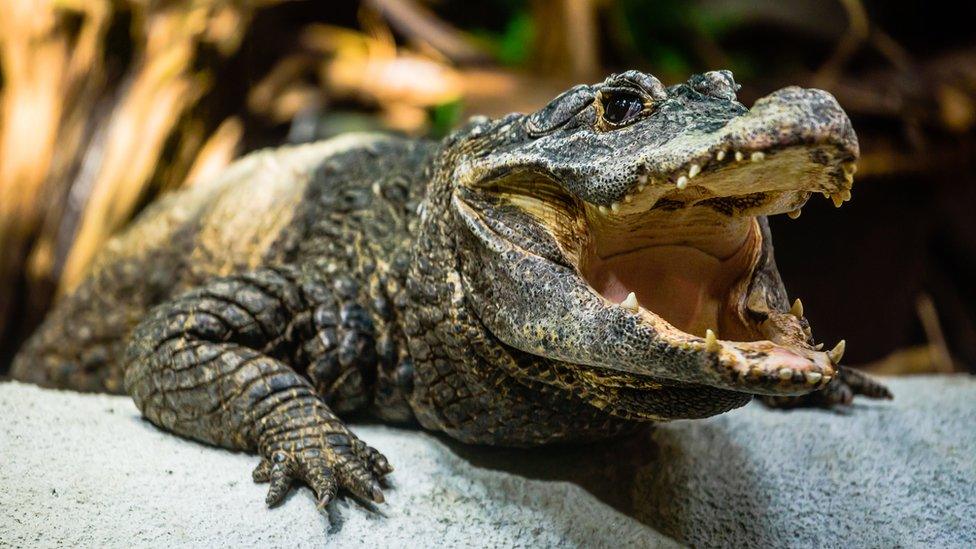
[{"x1": 1, "y1": 0, "x2": 974, "y2": 377}]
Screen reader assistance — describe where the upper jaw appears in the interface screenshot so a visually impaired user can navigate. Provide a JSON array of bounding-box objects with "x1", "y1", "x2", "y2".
[
  {"x1": 593, "y1": 140, "x2": 857, "y2": 220},
  {"x1": 589, "y1": 86, "x2": 859, "y2": 216}
]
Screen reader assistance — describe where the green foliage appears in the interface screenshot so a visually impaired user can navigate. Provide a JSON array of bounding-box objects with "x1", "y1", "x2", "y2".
[
  {"x1": 614, "y1": 0, "x2": 693, "y2": 74},
  {"x1": 613, "y1": 0, "x2": 747, "y2": 78},
  {"x1": 470, "y1": 9, "x2": 535, "y2": 68},
  {"x1": 495, "y1": 11, "x2": 535, "y2": 67},
  {"x1": 428, "y1": 98, "x2": 465, "y2": 138},
  {"x1": 689, "y1": 7, "x2": 738, "y2": 38}
]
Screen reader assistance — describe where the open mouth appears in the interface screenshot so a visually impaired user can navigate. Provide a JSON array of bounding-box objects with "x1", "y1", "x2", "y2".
[
  {"x1": 580, "y1": 142, "x2": 856, "y2": 343},
  {"x1": 582, "y1": 209, "x2": 765, "y2": 343},
  {"x1": 461, "y1": 138, "x2": 855, "y2": 394}
]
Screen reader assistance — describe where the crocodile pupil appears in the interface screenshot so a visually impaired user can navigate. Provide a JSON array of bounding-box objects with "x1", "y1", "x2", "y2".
[{"x1": 604, "y1": 93, "x2": 642, "y2": 125}]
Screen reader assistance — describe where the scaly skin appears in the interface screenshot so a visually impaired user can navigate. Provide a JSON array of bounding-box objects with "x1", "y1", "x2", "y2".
[{"x1": 13, "y1": 70, "x2": 892, "y2": 509}]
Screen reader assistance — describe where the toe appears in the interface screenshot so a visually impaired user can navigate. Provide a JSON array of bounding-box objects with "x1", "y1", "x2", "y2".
[
  {"x1": 297, "y1": 450, "x2": 339, "y2": 508},
  {"x1": 337, "y1": 460, "x2": 386, "y2": 504},
  {"x1": 265, "y1": 452, "x2": 296, "y2": 507},
  {"x1": 252, "y1": 458, "x2": 272, "y2": 483},
  {"x1": 366, "y1": 446, "x2": 393, "y2": 476},
  {"x1": 310, "y1": 473, "x2": 338, "y2": 509},
  {"x1": 841, "y1": 366, "x2": 893, "y2": 399}
]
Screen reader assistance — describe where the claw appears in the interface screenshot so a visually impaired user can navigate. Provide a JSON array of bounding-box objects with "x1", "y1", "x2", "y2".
[
  {"x1": 369, "y1": 480, "x2": 385, "y2": 504},
  {"x1": 316, "y1": 495, "x2": 334, "y2": 511}
]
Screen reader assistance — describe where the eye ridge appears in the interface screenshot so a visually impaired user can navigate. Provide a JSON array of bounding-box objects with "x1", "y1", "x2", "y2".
[{"x1": 602, "y1": 91, "x2": 645, "y2": 126}]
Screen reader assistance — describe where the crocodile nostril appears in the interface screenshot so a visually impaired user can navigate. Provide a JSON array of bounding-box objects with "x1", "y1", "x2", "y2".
[{"x1": 690, "y1": 70, "x2": 740, "y2": 101}]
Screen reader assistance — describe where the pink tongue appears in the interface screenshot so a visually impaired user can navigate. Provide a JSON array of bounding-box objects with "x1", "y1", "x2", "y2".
[
  {"x1": 597, "y1": 268, "x2": 706, "y2": 330},
  {"x1": 584, "y1": 245, "x2": 719, "y2": 333}
]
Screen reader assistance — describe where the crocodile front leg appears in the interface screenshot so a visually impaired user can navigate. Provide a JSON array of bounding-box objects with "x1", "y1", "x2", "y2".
[{"x1": 123, "y1": 266, "x2": 391, "y2": 508}]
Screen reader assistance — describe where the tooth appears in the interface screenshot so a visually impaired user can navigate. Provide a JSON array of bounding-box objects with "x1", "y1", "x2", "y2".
[
  {"x1": 750, "y1": 151, "x2": 765, "y2": 162},
  {"x1": 624, "y1": 193, "x2": 633, "y2": 203},
  {"x1": 716, "y1": 150, "x2": 726, "y2": 161},
  {"x1": 620, "y1": 292, "x2": 639, "y2": 312},
  {"x1": 805, "y1": 371, "x2": 823, "y2": 384},
  {"x1": 831, "y1": 193, "x2": 844, "y2": 208},
  {"x1": 790, "y1": 298, "x2": 804, "y2": 318},
  {"x1": 599, "y1": 205, "x2": 609, "y2": 215},
  {"x1": 814, "y1": 343, "x2": 824, "y2": 350},
  {"x1": 688, "y1": 164, "x2": 701, "y2": 178},
  {"x1": 840, "y1": 189, "x2": 851, "y2": 201},
  {"x1": 843, "y1": 162, "x2": 857, "y2": 176},
  {"x1": 778, "y1": 368, "x2": 793, "y2": 380},
  {"x1": 705, "y1": 329, "x2": 720, "y2": 353},
  {"x1": 611, "y1": 202, "x2": 621, "y2": 212},
  {"x1": 734, "y1": 151, "x2": 744, "y2": 162},
  {"x1": 676, "y1": 176, "x2": 688, "y2": 190},
  {"x1": 822, "y1": 374, "x2": 833, "y2": 384},
  {"x1": 787, "y1": 208, "x2": 802, "y2": 219},
  {"x1": 827, "y1": 340, "x2": 846, "y2": 364},
  {"x1": 638, "y1": 173, "x2": 648, "y2": 184},
  {"x1": 637, "y1": 182, "x2": 646, "y2": 192},
  {"x1": 821, "y1": 192, "x2": 830, "y2": 199}
]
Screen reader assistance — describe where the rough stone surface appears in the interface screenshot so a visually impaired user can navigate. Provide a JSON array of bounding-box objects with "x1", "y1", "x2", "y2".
[{"x1": 2, "y1": 376, "x2": 974, "y2": 548}]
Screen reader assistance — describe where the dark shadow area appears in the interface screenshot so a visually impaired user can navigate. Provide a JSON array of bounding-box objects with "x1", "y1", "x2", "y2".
[
  {"x1": 427, "y1": 396, "x2": 901, "y2": 544},
  {"x1": 428, "y1": 416, "x2": 779, "y2": 543},
  {"x1": 436, "y1": 427, "x2": 657, "y2": 516}
]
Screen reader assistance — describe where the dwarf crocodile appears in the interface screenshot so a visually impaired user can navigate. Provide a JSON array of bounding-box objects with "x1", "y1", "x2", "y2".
[{"x1": 13, "y1": 70, "x2": 892, "y2": 509}]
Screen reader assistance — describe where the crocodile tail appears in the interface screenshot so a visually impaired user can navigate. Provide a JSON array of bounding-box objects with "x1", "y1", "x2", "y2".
[
  {"x1": 10, "y1": 251, "x2": 175, "y2": 393},
  {"x1": 11, "y1": 299, "x2": 126, "y2": 393}
]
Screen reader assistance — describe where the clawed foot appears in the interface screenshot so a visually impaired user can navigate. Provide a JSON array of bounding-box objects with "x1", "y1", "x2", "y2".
[
  {"x1": 760, "y1": 365, "x2": 893, "y2": 409},
  {"x1": 252, "y1": 431, "x2": 393, "y2": 509}
]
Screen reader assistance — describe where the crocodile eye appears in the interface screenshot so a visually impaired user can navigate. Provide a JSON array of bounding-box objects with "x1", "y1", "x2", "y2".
[{"x1": 602, "y1": 92, "x2": 644, "y2": 126}]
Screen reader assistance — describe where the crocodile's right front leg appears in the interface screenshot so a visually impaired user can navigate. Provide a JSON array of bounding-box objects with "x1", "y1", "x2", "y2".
[{"x1": 123, "y1": 266, "x2": 391, "y2": 508}]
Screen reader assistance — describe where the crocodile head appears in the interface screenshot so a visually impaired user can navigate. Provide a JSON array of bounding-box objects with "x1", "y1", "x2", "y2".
[{"x1": 445, "y1": 70, "x2": 857, "y2": 421}]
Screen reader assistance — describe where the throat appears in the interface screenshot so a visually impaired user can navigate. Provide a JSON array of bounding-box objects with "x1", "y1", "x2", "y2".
[{"x1": 581, "y1": 215, "x2": 763, "y2": 338}]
